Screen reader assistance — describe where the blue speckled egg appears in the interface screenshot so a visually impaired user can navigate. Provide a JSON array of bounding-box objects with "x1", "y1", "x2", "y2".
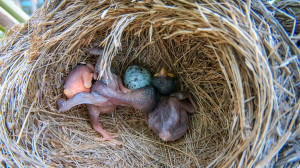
[{"x1": 124, "y1": 65, "x2": 151, "y2": 90}]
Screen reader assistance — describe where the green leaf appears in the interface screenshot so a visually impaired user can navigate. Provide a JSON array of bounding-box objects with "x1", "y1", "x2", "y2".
[
  {"x1": 0, "y1": 30, "x2": 4, "y2": 39},
  {"x1": 0, "y1": 0, "x2": 29, "y2": 23},
  {"x1": 0, "y1": 24, "x2": 5, "y2": 32}
]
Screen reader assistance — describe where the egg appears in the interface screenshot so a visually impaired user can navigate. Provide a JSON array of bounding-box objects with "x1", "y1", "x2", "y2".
[{"x1": 124, "y1": 65, "x2": 151, "y2": 90}]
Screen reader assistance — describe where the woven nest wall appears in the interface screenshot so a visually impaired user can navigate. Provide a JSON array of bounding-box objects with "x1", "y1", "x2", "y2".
[{"x1": 0, "y1": 0, "x2": 299, "y2": 167}]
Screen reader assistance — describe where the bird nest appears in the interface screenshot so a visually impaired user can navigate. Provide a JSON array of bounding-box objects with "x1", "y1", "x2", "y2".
[{"x1": 0, "y1": 0, "x2": 299, "y2": 167}]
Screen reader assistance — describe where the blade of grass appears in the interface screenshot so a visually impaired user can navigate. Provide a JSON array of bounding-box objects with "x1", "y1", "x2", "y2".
[
  {"x1": 0, "y1": 24, "x2": 5, "y2": 32},
  {"x1": 0, "y1": 6, "x2": 19, "y2": 28},
  {"x1": 0, "y1": 29, "x2": 4, "y2": 39},
  {"x1": 0, "y1": 0, "x2": 29, "y2": 23}
]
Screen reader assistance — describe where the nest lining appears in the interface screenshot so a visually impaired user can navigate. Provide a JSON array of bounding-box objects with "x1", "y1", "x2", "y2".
[{"x1": 0, "y1": 0, "x2": 299, "y2": 167}]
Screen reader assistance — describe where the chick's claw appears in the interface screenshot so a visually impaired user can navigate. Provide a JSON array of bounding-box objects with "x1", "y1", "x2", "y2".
[
  {"x1": 95, "y1": 137, "x2": 123, "y2": 146},
  {"x1": 109, "y1": 139, "x2": 123, "y2": 146}
]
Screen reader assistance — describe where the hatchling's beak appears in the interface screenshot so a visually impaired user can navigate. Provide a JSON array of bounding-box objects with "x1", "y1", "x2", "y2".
[{"x1": 154, "y1": 68, "x2": 174, "y2": 77}]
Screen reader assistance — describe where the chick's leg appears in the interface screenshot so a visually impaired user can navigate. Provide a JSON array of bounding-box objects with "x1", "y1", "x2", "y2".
[
  {"x1": 87, "y1": 105, "x2": 123, "y2": 145},
  {"x1": 179, "y1": 101, "x2": 196, "y2": 113},
  {"x1": 57, "y1": 92, "x2": 110, "y2": 112},
  {"x1": 173, "y1": 92, "x2": 197, "y2": 113},
  {"x1": 117, "y1": 77, "x2": 131, "y2": 93},
  {"x1": 87, "y1": 105, "x2": 113, "y2": 140},
  {"x1": 185, "y1": 95, "x2": 197, "y2": 113},
  {"x1": 86, "y1": 63, "x2": 95, "y2": 71},
  {"x1": 86, "y1": 63, "x2": 98, "y2": 80}
]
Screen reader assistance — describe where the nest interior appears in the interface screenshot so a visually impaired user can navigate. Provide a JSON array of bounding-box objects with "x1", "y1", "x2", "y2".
[{"x1": 0, "y1": 0, "x2": 299, "y2": 167}]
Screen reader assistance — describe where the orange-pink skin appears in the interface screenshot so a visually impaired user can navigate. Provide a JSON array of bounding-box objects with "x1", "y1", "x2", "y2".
[{"x1": 63, "y1": 64, "x2": 95, "y2": 98}]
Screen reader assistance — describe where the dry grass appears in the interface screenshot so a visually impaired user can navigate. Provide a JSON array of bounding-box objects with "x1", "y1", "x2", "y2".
[{"x1": 0, "y1": 0, "x2": 299, "y2": 167}]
